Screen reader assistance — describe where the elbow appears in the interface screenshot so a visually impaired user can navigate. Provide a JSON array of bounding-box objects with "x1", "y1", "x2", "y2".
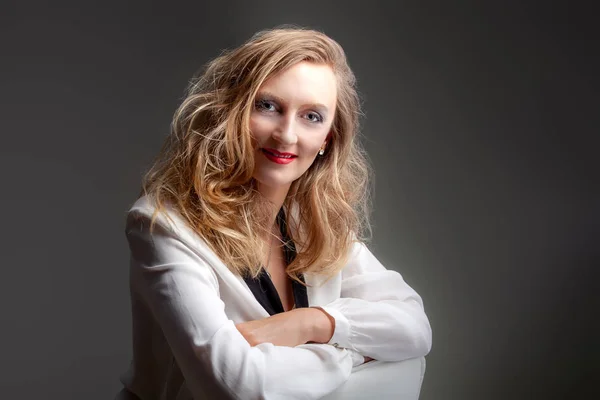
[
  {"x1": 413, "y1": 320, "x2": 432, "y2": 357},
  {"x1": 392, "y1": 322, "x2": 432, "y2": 361},
  {"x1": 404, "y1": 301, "x2": 433, "y2": 357},
  {"x1": 371, "y1": 319, "x2": 432, "y2": 362},
  {"x1": 409, "y1": 311, "x2": 432, "y2": 357},
  {"x1": 370, "y1": 302, "x2": 433, "y2": 361},
  {"x1": 392, "y1": 301, "x2": 432, "y2": 359},
  {"x1": 392, "y1": 315, "x2": 433, "y2": 361}
]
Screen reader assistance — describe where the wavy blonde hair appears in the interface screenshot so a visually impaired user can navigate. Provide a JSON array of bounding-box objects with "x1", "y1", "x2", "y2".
[{"x1": 139, "y1": 25, "x2": 372, "y2": 285}]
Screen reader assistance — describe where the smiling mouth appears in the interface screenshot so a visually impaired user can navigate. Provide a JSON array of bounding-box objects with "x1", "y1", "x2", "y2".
[
  {"x1": 260, "y1": 148, "x2": 297, "y2": 164},
  {"x1": 261, "y1": 149, "x2": 297, "y2": 159}
]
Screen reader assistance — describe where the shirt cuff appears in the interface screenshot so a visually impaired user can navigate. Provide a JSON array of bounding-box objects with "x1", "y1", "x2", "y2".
[
  {"x1": 318, "y1": 305, "x2": 352, "y2": 351},
  {"x1": 346, "y1": 348, "x2": 365, "y2": 367}
]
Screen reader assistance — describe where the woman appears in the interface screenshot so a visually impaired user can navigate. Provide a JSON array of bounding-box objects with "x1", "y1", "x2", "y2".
[{"x1": 118, "y1": 26, "x2": 432, "y2": 400}]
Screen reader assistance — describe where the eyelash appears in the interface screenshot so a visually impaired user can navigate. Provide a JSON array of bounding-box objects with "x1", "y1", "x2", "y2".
[{"x1": 254, "y1": 100, "x2": 324, "y2": 123}]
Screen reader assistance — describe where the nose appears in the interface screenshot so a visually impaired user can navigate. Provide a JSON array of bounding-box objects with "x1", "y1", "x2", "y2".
[{"x1": 272, "y1": 114, "x2": 297, "y2": 145}]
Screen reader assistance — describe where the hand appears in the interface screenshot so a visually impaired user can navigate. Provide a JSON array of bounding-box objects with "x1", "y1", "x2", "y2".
[{"x1": 235, "y1": 308, "x2": 314, "y2": 347}]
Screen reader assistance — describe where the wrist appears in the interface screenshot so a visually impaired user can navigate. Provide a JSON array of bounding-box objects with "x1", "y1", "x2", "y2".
[{"x1": 306, "y1": 306, "x2": 335, "y2": 343}]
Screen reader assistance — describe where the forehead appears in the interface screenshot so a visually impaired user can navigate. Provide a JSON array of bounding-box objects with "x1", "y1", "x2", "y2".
[{"x1": 258, "y1": 62, "x2": 337, "y2": 108}]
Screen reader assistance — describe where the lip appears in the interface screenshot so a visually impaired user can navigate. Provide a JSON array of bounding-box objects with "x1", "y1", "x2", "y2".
[
  {"x1": 263, "y1": 148, "x2": 298, "y2": 157},
  {"x1": 261, "y1": 148, "x2": 297, "y2": 165}
]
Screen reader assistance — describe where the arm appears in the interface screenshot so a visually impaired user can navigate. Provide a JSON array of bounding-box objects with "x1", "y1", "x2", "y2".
[
  {"x1": 316, "y1": 242, "x2": 432, "y2": 362},
  {"x1": 233, "y1": 303, "x2": 369, "y2": 366},
  {"x1": 126, "y1": 210, "x2": 355, "y2": 400}
]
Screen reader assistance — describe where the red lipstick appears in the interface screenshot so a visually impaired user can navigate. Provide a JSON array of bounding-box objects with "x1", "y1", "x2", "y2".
[{"x1": 261, "y1": 148, "x2": 297, "y2": 164}]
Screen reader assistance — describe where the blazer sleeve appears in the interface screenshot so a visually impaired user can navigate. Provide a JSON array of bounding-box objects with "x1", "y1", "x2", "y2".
[
  {"x1": 318, "y1": 241, "x2": 432, "y2": 362},
  {"x1": 125, "y1": 210, "x2": 355, "y2": 400}
]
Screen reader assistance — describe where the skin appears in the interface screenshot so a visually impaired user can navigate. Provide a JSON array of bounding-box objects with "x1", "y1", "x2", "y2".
[
  {"x1": 235, "y1": 61, "x2": 335, "y2": 346},
  {"x1": 250, "y1": 61, "x2": 335, "y2": 214},
  {"x1": 234, "y1": 61, "x2": 375, "y2": 363}
]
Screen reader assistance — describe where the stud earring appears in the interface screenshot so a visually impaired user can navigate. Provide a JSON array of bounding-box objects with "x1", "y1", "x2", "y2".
[{"x1": 318, "y1": 149, "x2": 325, "y2": 156}]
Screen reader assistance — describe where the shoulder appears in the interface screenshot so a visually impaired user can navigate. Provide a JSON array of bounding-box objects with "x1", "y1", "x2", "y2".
[
  {"x1": 125, "y1": 195, "x2": 230, "y2": 277},
  {"x1": 125, "y1": 195, "x2": 211, "y2": 260},
  {"x1": 127, "y1": 194, "x2": 169, "y2": 221},
  {"x1": 125, "y1": 196, "x2": 223, "y2": 294},
  {"x1": 127, "y1": 195, "x2": 185, "y2": 234}
]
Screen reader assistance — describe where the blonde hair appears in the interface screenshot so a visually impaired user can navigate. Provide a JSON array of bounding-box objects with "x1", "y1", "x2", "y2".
[{"x1": 139, "y1": 25, "x2": 372, "y2": 284}]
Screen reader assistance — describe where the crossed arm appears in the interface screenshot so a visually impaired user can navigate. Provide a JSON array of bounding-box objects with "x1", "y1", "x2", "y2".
[
  {"x1": 237, "y1": 238, "x2": 431, "y2": 364},
  {"x1": 235, "y1": 306, "x2": 376, "y2": 362},
  {"x1": 127, "y1": 209, "x2": 430, "y2": 399}
]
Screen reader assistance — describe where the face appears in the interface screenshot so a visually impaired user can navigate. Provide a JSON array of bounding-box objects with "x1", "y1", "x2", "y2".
[{"x1": 250, "y1": 61, "x2": 337, "y2": 196}]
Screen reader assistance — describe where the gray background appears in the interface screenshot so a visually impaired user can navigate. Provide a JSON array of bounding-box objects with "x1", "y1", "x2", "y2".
[{"x1": 1, "y1": 1, "x2": 597, "y2": 399}]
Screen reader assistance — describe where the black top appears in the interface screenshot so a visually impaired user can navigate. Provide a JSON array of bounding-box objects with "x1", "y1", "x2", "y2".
[{"x1": 242, "y1": 208, "x2": 309, "y2": 315}]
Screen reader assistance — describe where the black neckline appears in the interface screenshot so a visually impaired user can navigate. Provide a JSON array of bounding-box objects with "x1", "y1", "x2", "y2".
[{"x1": 242, "y1": 208, "x2": 308, "y2": 315}]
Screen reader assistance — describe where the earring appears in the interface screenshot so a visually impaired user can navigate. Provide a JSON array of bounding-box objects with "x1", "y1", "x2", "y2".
[{"x1": 318, "y1": 149, "x2": 325, "y2": 156}]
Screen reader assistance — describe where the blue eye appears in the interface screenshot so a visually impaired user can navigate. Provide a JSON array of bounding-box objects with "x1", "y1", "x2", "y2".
[
  {"x1": 255, "y1": 99, "x2": 277, "y2": 112},
  {"x1": 305, "y1": 111, "x2": 323, "y2": 123}
]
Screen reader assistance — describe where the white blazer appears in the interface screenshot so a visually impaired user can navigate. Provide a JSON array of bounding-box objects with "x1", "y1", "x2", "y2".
[{"x1": 118, "y1": 195, "x2": 432, "y2": 400}]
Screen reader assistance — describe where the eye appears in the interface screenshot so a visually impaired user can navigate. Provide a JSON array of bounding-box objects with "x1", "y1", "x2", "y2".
[
  {"x1": 304, "y1": 111, "x2": 323, "y2": 123},
  {"x1": 255, "y1": 99, "x2": 277, "y2": 112}
]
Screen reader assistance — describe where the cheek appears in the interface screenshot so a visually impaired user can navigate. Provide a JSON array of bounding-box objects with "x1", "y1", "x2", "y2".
[
  {"x1": 249, "y1": 119, "x2": 260, "y2": 140},
  {"x1": 249, "y1": 115, "x2": 274, "y2": 139},
  {"x1": 305, "y1": 128, "x2": 330, "y2": 151}
]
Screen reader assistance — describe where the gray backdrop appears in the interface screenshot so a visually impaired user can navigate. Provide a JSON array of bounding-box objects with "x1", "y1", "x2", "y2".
[{"x1": 1, "y1": 1, "x2": 597, "y2": 399}]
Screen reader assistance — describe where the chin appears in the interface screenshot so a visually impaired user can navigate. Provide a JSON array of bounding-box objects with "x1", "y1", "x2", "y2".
[{"x1": 253, "y1": 171, "x2": 298, "y2": 189}]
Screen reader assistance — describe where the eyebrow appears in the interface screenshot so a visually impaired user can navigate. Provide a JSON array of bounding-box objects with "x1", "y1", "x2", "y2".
[{"x1": 256, "y1": 91, "x2": 330, "y2": 117}]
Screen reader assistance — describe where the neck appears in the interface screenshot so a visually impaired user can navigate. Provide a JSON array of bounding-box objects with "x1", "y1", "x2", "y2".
[{"x1": 256, "y1": 181, "x2": 291, "y2": 227}]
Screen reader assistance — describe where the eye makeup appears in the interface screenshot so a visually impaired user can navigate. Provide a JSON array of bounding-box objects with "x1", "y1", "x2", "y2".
[{"x1": 254, "y1": 92, "x2": 329, "y2": 123}]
